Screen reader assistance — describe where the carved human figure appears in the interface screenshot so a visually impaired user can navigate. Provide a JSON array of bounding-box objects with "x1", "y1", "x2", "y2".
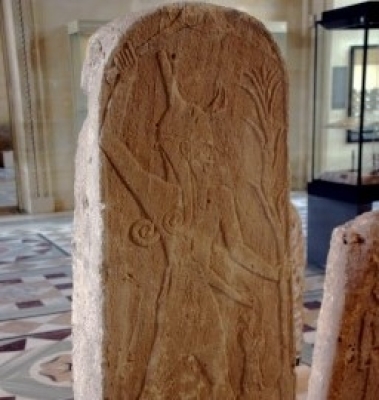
[
  {"x1": 74, "y1": 5, "x2": 293, "y2": 400},
  {"x1": 100, "y1": 45, "x2": 281, "y2": 399}
]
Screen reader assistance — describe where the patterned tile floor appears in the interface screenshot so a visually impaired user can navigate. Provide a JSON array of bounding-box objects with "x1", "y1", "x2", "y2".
[
  {"x1": 0, "y1": 193, "x2": 321, "y2": 399},
  {"x1": 0, "y1": 213, "x2": 73, "y2": 400}
]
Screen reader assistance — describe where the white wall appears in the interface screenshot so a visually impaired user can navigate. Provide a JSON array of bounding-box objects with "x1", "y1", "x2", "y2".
[{"x1": 31, "y1": 0, "x2": 134, "y2": 210}]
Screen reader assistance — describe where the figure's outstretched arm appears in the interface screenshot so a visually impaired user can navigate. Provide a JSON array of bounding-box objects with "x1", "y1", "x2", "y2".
[
  {"x1": 216, "y1": 186, "x2": 279, "y2": 282},
  {"x1": 229, "y1": 243, "x2": 279, "y2": 282},
  {"x1": 204, "y1": 267, "x2": 255, "y2": 308}
]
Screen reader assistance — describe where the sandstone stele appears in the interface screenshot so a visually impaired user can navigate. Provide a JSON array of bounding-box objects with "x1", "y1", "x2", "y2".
[{"x1": 73, "y1": 3, "x2": 294, "y2": 399}]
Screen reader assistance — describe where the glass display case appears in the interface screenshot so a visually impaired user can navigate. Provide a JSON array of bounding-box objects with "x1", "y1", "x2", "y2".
[{"x1": 308, "y1": 1, "x2": 379, "y2": 267}]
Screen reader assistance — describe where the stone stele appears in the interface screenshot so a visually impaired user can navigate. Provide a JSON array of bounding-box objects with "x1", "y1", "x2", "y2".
[
  {"x1": 73, "y1": 3, "x2": 294, "y2": 400},
  {"x1": 308, "y1": 211, "x2": 379, "y2": 400}
]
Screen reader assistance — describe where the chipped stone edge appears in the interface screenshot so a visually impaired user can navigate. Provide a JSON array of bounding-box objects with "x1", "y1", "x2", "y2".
[
  {"x1": 306, "y1": 225, "x2": 348, "y2": 400},
  {"x1": 72, "y1": 13, "x2": 140, "y2": 400},
  {"x1": 308, "y1": 211, "x2": 379, "y2": 399}
]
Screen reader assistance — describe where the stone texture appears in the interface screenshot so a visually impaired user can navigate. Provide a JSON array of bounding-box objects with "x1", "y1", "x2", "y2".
[
  {"x1": 295, "y1": 365, "x2": 311, "y2": 400},
  {"x1": 308, "y1": 211, "x2": 379, "y2": 400},
  {"x1": 73, "y1": 3, "x2": 294, "y2": 400},
  {"x1": 290, "y1": 204, "x2": 305, "y2": 362}
]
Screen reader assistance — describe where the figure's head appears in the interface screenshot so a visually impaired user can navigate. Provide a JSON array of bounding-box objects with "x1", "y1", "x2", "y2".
[
  {"x1": 156, "y1": 50, "x2": 225, "y2": 180},
  {"x1": 157, "y1": 101, "x2": 215, "y2": 178}
]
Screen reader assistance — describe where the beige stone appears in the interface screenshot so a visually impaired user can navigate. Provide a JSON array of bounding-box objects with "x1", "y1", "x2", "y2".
[
  {"x1": 308, "y1": 210, "x2": 379, "y2": 400},
  {"x1": 290, "y1": 204, "x2": 306, "y2": 362},
  {"x1": 73, "y1": 3, "x2": 294, "y2": 399}
]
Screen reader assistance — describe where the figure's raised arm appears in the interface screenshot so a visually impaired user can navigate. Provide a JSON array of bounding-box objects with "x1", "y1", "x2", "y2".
[{"x1": 100, "y1": 134, "x2": 180, "y2": 222}]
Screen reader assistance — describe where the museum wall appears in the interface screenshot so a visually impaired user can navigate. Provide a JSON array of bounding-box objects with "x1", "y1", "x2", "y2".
[
  {"x1": 30, "y1": 0, "x2": 133, "y2": 211},
  {"x1": 3, "y1": 0, "x2": 313, "y2": 212},
  {"x1": 0, "y1": 35, "x2": 9, "y2": 126},
  {"x1": 0, "y1": 23, "x2": 12, "y2": 176}
]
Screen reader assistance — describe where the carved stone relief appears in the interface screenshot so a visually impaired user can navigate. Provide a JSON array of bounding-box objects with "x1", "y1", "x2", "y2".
[{"x1": 73, "y1": 4, "x2": 293, "y2": 400}]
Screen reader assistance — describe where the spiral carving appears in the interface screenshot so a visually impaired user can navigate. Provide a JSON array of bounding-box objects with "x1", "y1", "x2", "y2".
[
  {"x1": 163, "y1": 208, "x2": 185, "y2": 234},
  {"x1": 130, "y1": 218, "x2": 160, "y2": 247}
]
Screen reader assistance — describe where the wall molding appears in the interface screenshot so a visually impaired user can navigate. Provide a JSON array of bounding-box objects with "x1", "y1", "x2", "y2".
[{"x1": 1, "y1": 0, "x2": 54, "y2": 213}]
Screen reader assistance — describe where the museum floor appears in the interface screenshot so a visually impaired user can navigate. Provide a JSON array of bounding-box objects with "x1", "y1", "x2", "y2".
[{"x1": 0, "y1": 193, "x2": 318, "y2": 399}]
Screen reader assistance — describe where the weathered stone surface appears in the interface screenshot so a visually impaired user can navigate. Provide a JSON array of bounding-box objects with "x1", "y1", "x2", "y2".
[
  {"x1": 73, "y1": 3, "x2": 294, "y2": 400},
  {"x1": 290, "y1": 204, "x2": 305, "y2": 362},
  {"x1": 308, "y1": 211, "x2": 379, "y2": 400}
]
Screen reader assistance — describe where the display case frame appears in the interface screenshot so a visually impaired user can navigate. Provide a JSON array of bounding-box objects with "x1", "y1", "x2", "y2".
[
  {"x1": 347, "y1": 45, "x2": 379, "y2": 143},
  {"x1": 308, "y1": 1, "x2": 379, "y2": 267}
]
